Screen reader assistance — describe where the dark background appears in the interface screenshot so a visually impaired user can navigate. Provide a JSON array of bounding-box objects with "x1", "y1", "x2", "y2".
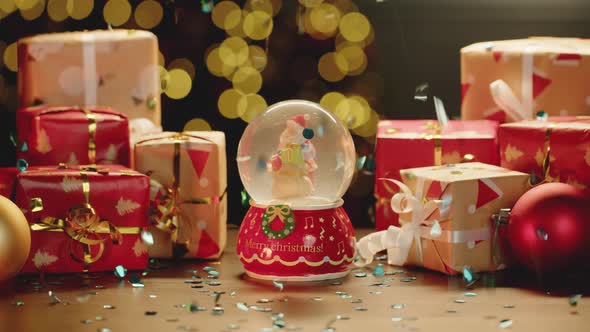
[{"x1": 1, "y1": 0, "x2": 589, "y2": 226}]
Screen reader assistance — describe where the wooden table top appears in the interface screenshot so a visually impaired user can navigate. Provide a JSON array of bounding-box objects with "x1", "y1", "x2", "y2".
[{"x1": 0, "y1": 227, "x2": 588, "y2": 332}]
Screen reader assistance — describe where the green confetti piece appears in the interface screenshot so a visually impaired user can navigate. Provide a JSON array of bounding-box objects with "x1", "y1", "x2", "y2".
[
  {"x1": 113, "y1": 265, "x2": 127, "y2": 278},
  {"x1": 463, "y1": 292, "x2": 477, "y2": 297},
  {"x1": 569, "y1": 294, "x2": 582, "y2": 306},
  {"x1": 128, "y1": 275, "x2": 141, "y2": 284},
  {"x1": 241, "y1": 189, "x2": 250, "y2": 207},
  {"x1": 14, "y1": 301, "x2": 24, "y2": 306},
  {"x1": 463, "y1": 266, "x2": 474, "y2": 285},
  {"x1": 356, "y1": 155, "x2": 367, "y2": 171},
  {"x1": 16, "y1": 159, "x2": 28, "y2": 172},
  {"x1": 365, "y1": 155, "x2": 375, "y2": 172},
  {"x1": 355, "y1": 273, "x2": 367, "y2": 278},
  {"x1": 391, "y1": 304, "x2": 405, "y2": 309},
  {"x1": 9, "y1": 132, "x2": 18, "y2": 147},
  {"x1": 535, "y1": 111, "x2": 548, "y2": 121},
  {"x1": 20, "y1": 141, "x2": 28, "y2": 152}
]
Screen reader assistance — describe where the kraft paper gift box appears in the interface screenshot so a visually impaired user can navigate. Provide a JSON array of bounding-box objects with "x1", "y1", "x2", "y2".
[
  {"x1": 461, "y1": 37, "x2": 590, "y2": 123},
  {"x1": 17, "y1": 29, "x2": 161, "y2": 127},
  {"x1": 499, "y1": 117, "x2": 590, "y2": 195},
  {"x1": 16, "y1": 106, "x2": 130, "y2": 166},
  {"x1": 134, "y1": 132, "x2": 227, "y2": 259},
  {"x1": 358, "y1": 163, "x2": 530, "y2": 275},
  {"x1": 15, "y1": 165, "x2": 150, "y2": 273},
  {"x1": 375, "y1": 120, "x2": 500, "y2": 230}
]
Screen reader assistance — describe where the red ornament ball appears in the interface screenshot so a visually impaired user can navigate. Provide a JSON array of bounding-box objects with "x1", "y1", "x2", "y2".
[{"x1": 508, "y1": 183, "x2": 590, "y2": 273}]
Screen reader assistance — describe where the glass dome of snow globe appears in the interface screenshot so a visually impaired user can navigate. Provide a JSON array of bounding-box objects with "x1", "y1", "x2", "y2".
[
  {"x1": 237, "y1": 100, "x2": 356, "y2": 208},
  {"x1": 236, "y1": 100, "x2": 357, "y2": 282}
]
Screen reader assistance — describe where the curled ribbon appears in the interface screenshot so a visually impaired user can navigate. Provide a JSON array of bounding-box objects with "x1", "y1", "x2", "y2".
[
  {"x1": 358, "y1": 178, "x2": 441, "y2": 266},
  {"x1": 30, "y1": 171, "x2": 140, "y2": 268},
  {"x1": 489, "y1": 46, "x2": 536, "y2": 122}
]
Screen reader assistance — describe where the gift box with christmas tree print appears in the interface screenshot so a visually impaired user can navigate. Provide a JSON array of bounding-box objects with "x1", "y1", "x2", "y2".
[{"x1": 134, "y1": 132, "x2": 227, "y2": 259}]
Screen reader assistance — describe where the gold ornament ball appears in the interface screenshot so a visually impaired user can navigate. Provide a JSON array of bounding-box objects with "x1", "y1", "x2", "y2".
[{"x1": 0, "y1": 195, "x2": 31, "y2": 281}]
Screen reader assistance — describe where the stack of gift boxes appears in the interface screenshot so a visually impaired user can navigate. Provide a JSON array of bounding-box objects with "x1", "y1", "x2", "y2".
[
  {"x1": 1, "y1": 29, "x2": 589, "y2": 277},
  {"x1": 371, "y1": 37, "x2": 590, "y2": 275},
  {"x1": 0, "y1": 30, "x2": 227, "y2": 273}
]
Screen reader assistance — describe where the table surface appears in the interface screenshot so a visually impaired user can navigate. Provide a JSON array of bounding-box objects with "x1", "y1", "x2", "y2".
[{"x1": 0, "y1": 227, "x2": 588, "y2": 332}]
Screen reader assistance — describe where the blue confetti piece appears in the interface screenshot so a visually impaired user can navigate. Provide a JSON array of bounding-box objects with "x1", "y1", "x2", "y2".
[
  {"x1": 372, "y1": 264, "x2": 385, "y2": 277},
  {"x1": 21, "y1": 141, "x2": 28, "y2": 152}
]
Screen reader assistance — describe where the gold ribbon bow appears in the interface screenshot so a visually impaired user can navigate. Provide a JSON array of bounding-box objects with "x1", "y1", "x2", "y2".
[
  {"x1": 264, "y1": 205, "x2": 292, "y2": 223},
  {"x1": 30, "y1": 171, "x2": 140, "y2": 268}
]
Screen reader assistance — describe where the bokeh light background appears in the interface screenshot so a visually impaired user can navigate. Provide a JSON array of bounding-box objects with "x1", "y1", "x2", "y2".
[
  {"x1": 0, "y1": 0, "x2": 381, "y2": 226},
  {"x1": 2, "y1": 1, "x2": 587, "y2": 225}
]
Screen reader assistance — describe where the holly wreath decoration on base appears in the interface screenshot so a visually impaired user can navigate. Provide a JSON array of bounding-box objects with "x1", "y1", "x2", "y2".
[{"x1": 261, "y1": 205, "x2": 295, "y2": 240}]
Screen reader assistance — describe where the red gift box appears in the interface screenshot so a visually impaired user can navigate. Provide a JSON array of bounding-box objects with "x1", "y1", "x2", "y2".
[
  {"x1": 499, "y1": 117, "x2": 590, "y2": 194},
  {"x1": 0, "y1": 167, "x2": 19, "y2": 198},
  {"x1": 375, "y1": 120, "x2": 500, "y2": 230},
  {"x1": 17, "y1": 106, "x2": 130, "y2": 166},
  {"x1": 15, "y1": 165, "x2": 149, "y2": 273}
]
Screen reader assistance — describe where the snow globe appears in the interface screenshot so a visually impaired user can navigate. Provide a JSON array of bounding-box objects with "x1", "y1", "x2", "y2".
[{"x1": 236, "y1": 100, "x2": 357, "y2": 281}]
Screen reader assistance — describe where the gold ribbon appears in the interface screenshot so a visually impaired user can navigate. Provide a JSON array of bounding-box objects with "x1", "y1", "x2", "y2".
[
  {"x1": 30, "y1": 171, "x2": 140, "y2": 268},
  {"x1": 145, "y1": 133, "x2": 226, "y2": 252},
  {"x1": 541, "y1": 124, "x2": 555, "y2": 182},
  {"x1": 84, "y1": 109, "x2": 97, "y2": 164},
  {"x1": 422, "y1": 121, "x2": 443, "y2": 166},
  {"x1": 263, "y1": 205, "x2": 291, "y2": 223}
]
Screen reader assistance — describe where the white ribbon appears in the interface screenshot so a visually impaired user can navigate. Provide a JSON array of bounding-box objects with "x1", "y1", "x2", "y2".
[
  {"x1": 357, "y1": 179, "x2": 440, "y2": 266},
  {"x1": 356, "y1": 179, "x2": 490, "y2": 267},
  {"x1": 489, "y1": 46, "x2": 536, "y2": 121},
  {"x1": 81, "y1": 34, "x2": 98, "y2": 106}
]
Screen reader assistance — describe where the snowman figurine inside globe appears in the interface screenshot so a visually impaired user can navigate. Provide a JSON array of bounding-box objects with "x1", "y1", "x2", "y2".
[{"x1": 236, "y1": 100, "x2": 357, "y2": 281}]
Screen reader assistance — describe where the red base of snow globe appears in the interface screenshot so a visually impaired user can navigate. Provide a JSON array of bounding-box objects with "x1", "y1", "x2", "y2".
[{"x1": 237, "y1": 199, "x2": 356, "y2": 281}]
